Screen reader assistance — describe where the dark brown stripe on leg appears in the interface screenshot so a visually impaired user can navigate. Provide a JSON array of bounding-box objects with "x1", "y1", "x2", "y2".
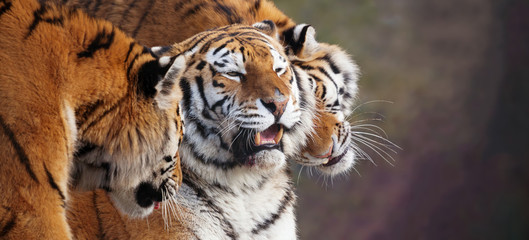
[
  {"x1": 0, "y1": 213, "x2": 16, "y2": 237},
  {"x1": 44, "y1": 163, "x2": 66, "y2": 207},
  {"x1": 0, "y1": 115, "x2": 38, "y2": 183}
]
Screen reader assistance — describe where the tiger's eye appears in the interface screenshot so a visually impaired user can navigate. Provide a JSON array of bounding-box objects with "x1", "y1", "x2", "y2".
[{"x1": 226, "y1": 72, "x2": 239, "y2": 77}]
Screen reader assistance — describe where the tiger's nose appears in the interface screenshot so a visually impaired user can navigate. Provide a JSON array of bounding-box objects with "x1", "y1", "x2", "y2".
[
  {"x1": 261, "y1": 98, "x2": 288, "y2": 119},
  {"x1": 260, "y1": 88, "x2": 288, "y2": 119}
]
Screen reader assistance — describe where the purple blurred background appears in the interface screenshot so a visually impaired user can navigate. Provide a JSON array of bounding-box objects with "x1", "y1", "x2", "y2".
[{"x1": 275, "y1": 0, "x2": 529, "y2": 239}]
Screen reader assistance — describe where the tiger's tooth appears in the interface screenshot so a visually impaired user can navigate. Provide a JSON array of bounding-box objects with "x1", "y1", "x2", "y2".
[
  {"x1": 322, "y1": 158, "x2": 329, "y2": 164},
  {"x1": 274, "y1": 125, "x2": 284, "y2": 144},
  {"x1": 255, "y1": 132, "x2": 261, "y2": 146}
]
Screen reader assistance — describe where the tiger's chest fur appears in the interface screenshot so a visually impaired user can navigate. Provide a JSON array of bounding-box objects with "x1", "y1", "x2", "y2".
[{"x1": 177, "y1": 163, "x2": 296, "y2": 240}]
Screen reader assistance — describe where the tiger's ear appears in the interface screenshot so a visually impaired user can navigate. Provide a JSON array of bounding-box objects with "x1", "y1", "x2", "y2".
[
  {"x1": 150, "y1": 45, "x2": 173, "y2": 57},
  {"x1": 154, "y1": 55, "x2": 186, "y2": 110},
  {"x1": 253, "y1": 20, "x2": 279, "y2": 41},
  {"x1": 282, "y1": 24, "x2": 319, "y2": 59}
]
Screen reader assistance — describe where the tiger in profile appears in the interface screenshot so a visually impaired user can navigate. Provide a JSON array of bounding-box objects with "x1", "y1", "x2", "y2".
[
  {"x1": 64, "y1": 0, "x2": 362, "y2": 178},
  {"x1": 0, "y1": 0, "x2": 186, "y2": 238}
]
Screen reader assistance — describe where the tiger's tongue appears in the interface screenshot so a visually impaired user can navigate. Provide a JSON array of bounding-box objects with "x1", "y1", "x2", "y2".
[
  {"x1": 255, "y1": 124, "x2": 283, "y2": 146},
  {"x1": 262, "y1": 124, "x2": 278, "y2": 140}
]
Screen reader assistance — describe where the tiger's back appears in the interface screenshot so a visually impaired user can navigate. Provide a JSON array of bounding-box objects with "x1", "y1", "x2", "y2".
[
  {"x1": 0, "y1": 0, "x2": 185, "y2": 238},
  {"x1": 65, "y1": 0, "x2": 295, "y2": 46}
]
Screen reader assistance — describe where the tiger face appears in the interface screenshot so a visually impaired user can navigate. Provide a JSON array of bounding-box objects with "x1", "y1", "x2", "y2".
[
  {"x1": 286, "y1": 25, "x2": 360, "y2": 176},
  {"x1": 155, "y1": 22, "x2": 314, "y2": 176},
  {"x1": 71, "y1": 54, "x2": 187, "y2": 218},
  {"x1": 98, "y1": 106, "x2": 185, "y2": 218}
]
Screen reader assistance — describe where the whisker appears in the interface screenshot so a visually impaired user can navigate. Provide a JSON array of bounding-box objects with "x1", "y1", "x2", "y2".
[
  {"x1": 351, "y1": 131, "x2": 401, "y2": 150},
  {"x1": 350, "y1": 100, "x2": 394, "y2": 115},
  {"x1": 350, "y1": 124, "x2": 389, "y2": 138},
  {"x1": 296, "y1": 165, "x2": 304, "y2": 185},
  {"x1": 352, "y1": 136, "x2": 396, "y2": 165}
]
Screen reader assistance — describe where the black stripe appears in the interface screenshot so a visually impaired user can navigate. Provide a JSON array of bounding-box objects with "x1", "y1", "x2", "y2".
[
  {"x1": 195, "y1": 76, "x2": 210, "y2": 108},
  {"x1": 276, "y1": 19, "x2": 288, "y2": 28},
  {"x1": 182, "y1": 169, "x2": 238, "y2": 240},
  {"x1": 179, "y1": 77, "x2": 192, "y2": 111},
  {"x1": 26, "y1": 4, "x2": 64, "y2": 39},
  {"x1": 211, "y1": 95, "x2": 228, "y2": 111},
  {"x1": 74, "y1": 141, "x2": 98, "y2": 158},
  {"x1": 93, "y1": 192, "x2": 106, "y2": 239},
  {"x1": 318, "y1": 67, "x2": 334, "y2": 83},
  {"x1": 214, "y1": 61, "x2": 226, "y2": 67},
  {"x1": 126, "y1": 53, "x2": 140, "y2": 79},
  {"x1": 196, "y1": 60, "x2": 207, "y2": 70},
  {"x1": 188, "y1": 116, "x2": 215, "y2": 139},
  {"x1": 77, "y1": 27, "x2": 116, "y2": 58},
  {"x1": 320, "y1": 84, "x2": 327, "y2": 100},
  {"x1": 75, "y1": 99, "x2": 103, "y2": 128},
  {"x1": 295, "y1": 66, "x2": 311, "y2": 113},
  {"x1": 320, "y1": 55, "x2": 341, "y2": 74},
  {"x1": 184, "y1": 137, "x2": 240, "y2": 170},
  {"x1": 343, "y1": 72, "x2": 353, "y2": 84},
  {"x1": 214, "y1": 3, "x2": 241, "y2": 24},
  {"x1": 251, "y1": 187, "x2": 294, "y2": 234},
  {"x1": 213, "y1": 43, "x2": 228, "y2": 55},
  {"x1": 212, "y1": 80, "x2": 225, "y2": 88},
  {"x1": 0, "y1": 115, "x2": 38, "y2": 182},
  {"x1": 160, "y1": 77, "x2": 175, "y2": 96},
  {"x1": 296, "y1": 25, "x2": 311, "y2": 55},
  {"x1": 44, "y1": 164, "x2": 65, "y2": 207},
  {"x1": 183, "y1": 2, "x2": 206, "y2": 18},
  {"x1": 99, "y1": 162, "x2": 111, "y2": 188},
  {"x1": 250, "y1": 0, "x2": 261, "y2": 16},
  {"x1": 136, "y1": 58, "x2": 166, "y2": 98},
  {"x1": 124, "y1": 42, "x2": 135, "y2": 64},
  {"x1": 0, "y1": 0, "x2": 12, "y2": 18},
  {"x1": 131, "y1": 0, "x2": 155, "y2": 37},
  {"x1": 82, "y1": 94, "x2": 127, "y2": 132},
  {"x1": 239, "y1": 46, "x2": 246, "y2": 62},
  {"x1": 282, "y1": 25, "x2": 311, "y2": 56},
  {"x1": 0, "y1": 212, "x2": 16, "y2": 237},
  {"x1": 160, "y1": 164, "x2": 175, "y2": 176}
]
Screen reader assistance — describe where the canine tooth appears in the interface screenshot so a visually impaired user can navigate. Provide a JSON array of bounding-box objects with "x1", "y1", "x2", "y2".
[
  {"x1": 322, "y1": 158, "x2": 329, "y2": 164},
  {"x1": 255, "y1": 132, "x2": 261, "y2": 146},
  {"x1": 274, "y1": 125, "x2": 284, "y2": 144}
]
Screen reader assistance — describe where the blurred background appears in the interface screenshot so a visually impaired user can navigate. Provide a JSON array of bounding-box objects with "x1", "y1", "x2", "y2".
[{"x1": 274, "y1": 0, "x2": 529, "y2": 239}]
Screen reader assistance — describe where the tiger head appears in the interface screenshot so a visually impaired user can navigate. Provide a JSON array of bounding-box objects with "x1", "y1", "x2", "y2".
[
  {"x1": 284, "y1": 24, "x2": 361, "y2": 176},
  {"x1": 153, "y1": 21, "x2": 315, "y2": 179},
  {"x1": 71, "y1": 45, "x2": 187, "y2": 218}
]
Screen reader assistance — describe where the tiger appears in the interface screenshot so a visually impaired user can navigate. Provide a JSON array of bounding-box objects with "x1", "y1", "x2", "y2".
[
  {"x1": 66, "y1": 21, "x2": 317, "y2": 239},
  {"x1": 62, "y1": 0, "x2": 361, "y2": 177},
  {"x1": 0, "y1": 0, "x2": 186, "y2": 238}
]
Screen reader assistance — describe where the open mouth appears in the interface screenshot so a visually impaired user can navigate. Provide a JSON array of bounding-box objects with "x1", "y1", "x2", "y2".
[
  {"x1": 322, "y1": 148, "x2": 348, "y2": 167},
  {"x1": 254, "y1": 124, "x2": 284, "y2": 147},
  {"x1": 250, "y1": 124, "x2": 283, "y2": 154},
  {"x1": 232, "y1": 124, "x2": 284, "y2": 164}
]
